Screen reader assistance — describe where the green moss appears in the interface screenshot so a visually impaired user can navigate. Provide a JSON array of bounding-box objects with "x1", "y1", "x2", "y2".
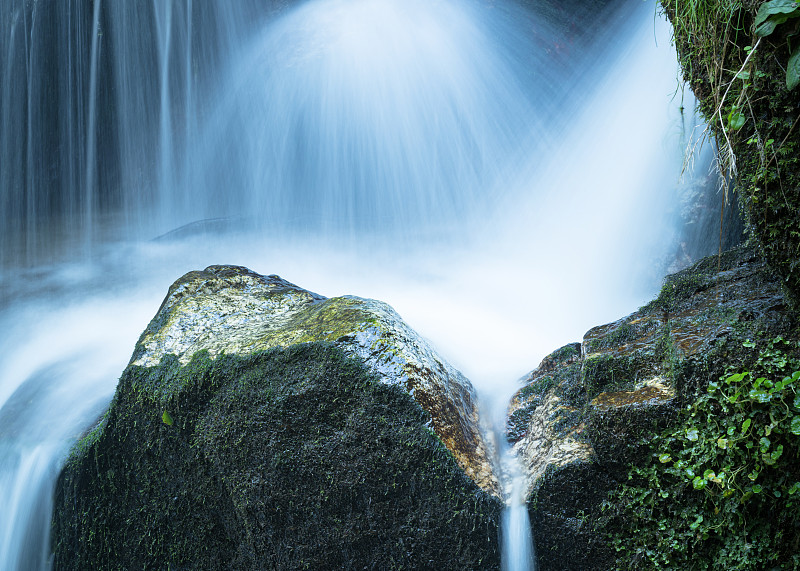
[
  {"x1": 52, "y1": 343, "x2": 501, "y2": 570},
  {"x1": 582, "y1": 354, "x2": 639, "y2": 399}
]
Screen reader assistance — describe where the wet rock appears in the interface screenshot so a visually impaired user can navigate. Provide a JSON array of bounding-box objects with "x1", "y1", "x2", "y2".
[
  {"x1": 132, "y1": 265, "x2": 496, "y2": 492},
  {"x1": 51, "y1": 267, "x2": 502, "y2": 570},
  {"x1": 507, "y1": 246, "x2": 792, "y2": 570}
]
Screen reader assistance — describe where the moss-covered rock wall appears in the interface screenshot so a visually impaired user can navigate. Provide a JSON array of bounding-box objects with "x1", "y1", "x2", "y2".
[
  {"x1": 52, "y1": 344, "x2": 501, "y2": 570},
  {"x1": 661, "y1": 0, "x2": 800, "y2": 306}
]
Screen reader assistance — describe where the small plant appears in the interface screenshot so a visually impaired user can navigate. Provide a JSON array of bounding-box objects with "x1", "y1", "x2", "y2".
[
  {"x1": 602, "y1": 338, "x2": 800, "y2": 569},
  {"x1": 754, "y1": 0, "x2": 800, "y2": 89}
]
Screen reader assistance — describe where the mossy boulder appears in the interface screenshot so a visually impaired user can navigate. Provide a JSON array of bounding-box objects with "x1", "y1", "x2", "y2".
[
  {"x1": 507, "y1": 246, "x2": 791, "y2": 570},
  {"x1": 131, "y1": 265, "x2": 496, "y2": 492},
  {"x1": 51, "y1": 267, "x2": 502, "y2": 569}
]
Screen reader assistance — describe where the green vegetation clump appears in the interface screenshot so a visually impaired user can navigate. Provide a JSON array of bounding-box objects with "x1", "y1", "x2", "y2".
[
  {"x1": 52, "y1": 343, "x2": 501, "y2": 570},
  {"x1": 601, "y1": 337, "x2": 800, "y2": 569},
  {"x1": 661, "y1": 0, "x2": 800, "y2": 307}
]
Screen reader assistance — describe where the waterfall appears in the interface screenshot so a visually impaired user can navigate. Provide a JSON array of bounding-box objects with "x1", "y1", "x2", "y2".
[{"x1": 0, "y1": 0, "x2": 710, "y2": 568}]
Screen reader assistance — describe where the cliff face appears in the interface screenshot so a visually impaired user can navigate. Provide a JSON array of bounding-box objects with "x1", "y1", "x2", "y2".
[
  {"x1": 52, "y1": 267, "x2": 501, "y2": 570},
  {"x1": 662, "y1": 0, "x2": 800, "y2": 306}
]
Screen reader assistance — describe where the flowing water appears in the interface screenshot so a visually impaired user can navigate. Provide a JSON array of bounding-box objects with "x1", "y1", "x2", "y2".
[{"x1": 1, "y1": 0, "x2": 713, "y2": 568}]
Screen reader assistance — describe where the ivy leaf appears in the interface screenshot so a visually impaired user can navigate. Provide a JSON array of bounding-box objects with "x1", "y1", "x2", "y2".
[
  {"x1": 742, "y1": 418, "x2": 752, "y2": 434},
  {"x1": 788, "y1": 45, "x2": 800, "y2": 90},
  {"x1": 658, "y1": 453, "x2": 672, "y2": 463},
  {"x1": 162, "y1": 410, "x2": 174, "y2": 426},
  {"x1": 726, "y1": 371, "x2": 747, "y2": 383},
  {"x1": 760, "y1": 436, "x2": 771, "y2": 453},
  {"x1": 791, "y1": 416, "x2": 800, "y2": 435},
  {"x1": 693, "y1": 477, "x2": 707, "y2": 490},
  {"x1": 750, "y1": 388, "x2": 772, "y2": 403},
  {"x1": 686, "y1": 428, "x2": 700, "y2": 441}
]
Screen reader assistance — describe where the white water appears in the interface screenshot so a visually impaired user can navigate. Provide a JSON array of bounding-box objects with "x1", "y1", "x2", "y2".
[{"x1": 0, "y1": 0, "x2": 703, "y2": 568}]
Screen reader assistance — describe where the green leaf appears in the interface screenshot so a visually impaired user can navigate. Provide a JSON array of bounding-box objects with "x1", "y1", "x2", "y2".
[
  {"x1": 693, "y1": 477, "x2": 707, "y2": 490},
  {"x1": 717, "y1": 437, "x2": 729, "y2": 449},
  {"x1": 162, "y1": 410, "x2": 174, "y2": 426},
  {"x1": 788, "y1": 45, "x2": 800, "y2": 90},
  {"x1": 742, "y1": 418, "x2": 752, "y2": 433},
  {"x1": 686, "y1": 428, "x2": 700, "y2": 441},
  {"x1": 659, "y1": 453, "x2": 672, "y2": 463},
  {"x1": 727, "y1": 371, "x2": 747, "y2": 383},
  {"x1": 728, "y1": 110, "x2": 746, "y2": 130},
  {"x1": 755, "y1": 13, "x2": 791, "y2": 36},
  {"x1": 753, "y1": 484, "x2": 764, "y2": 494},
  {"x1": 750, "y1": 388, "x2": 772, "y2": 403},
  {"x1": 791, "y1": 416, "x2": 800, "y2": 435},
  {"x1": 760, "y1": 436, "x2": 771, "y2": 453},
  {"x1": 755, "y1": 0, "x2": 800, "y2": 36},
  {"x1": 689, "y1": 514, "x2": 704, "y2": 529}
]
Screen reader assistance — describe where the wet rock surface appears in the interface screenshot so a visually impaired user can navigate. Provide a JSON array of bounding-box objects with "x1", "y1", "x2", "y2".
[
  {"x1": 132, "y1": 265, "x2": 496, "y2": 492},
  {"x1": 51, "y1": 267, "x2": 502, "y2": 570},
  {"x1": 507, "y1": 246, "x2": 793, "y2": 570}
]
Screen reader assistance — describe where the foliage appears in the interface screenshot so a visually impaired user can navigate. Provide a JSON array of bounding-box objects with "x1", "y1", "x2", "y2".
[
  {"x1": 662, "y1": 0, "x2": 800, "y2": 307},
  {"x1": 753, "y1": 0, "x2": 800, "y2": 89},
  {"x1": 601, "y1": 337, "x2": 800, "y2": 569}
]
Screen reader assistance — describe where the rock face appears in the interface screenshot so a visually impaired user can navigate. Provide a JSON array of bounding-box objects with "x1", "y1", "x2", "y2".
[
  {"x1": 51, "y1": 266, "x2": 501, "y2": 570},
  {"x1": 662, "y1": 0, "x2": 800, "y2": 307},
  {"x1": 132, "y1": 265, "x2": 496, "y2": 492},
  {"x1": 507, "y1": 246, "x2": 793, "y2": 570}
]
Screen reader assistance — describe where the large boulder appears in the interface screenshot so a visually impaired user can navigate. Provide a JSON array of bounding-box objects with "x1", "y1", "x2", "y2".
[
  {"x1": 52, "y1": 266, "x2": 501, "y2": 570},
  {"x1": 507, "y1": 246, "x2": 793, "y2": 570}
]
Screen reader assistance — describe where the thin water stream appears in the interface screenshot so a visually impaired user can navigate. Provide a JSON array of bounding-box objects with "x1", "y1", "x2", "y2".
[{"x1": 0, "y1": 0, "x2": 704, "y2": 568}]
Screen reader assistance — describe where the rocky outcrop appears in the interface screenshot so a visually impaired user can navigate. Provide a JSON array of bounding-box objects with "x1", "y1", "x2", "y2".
[
  {"x1": 507, "y1": 246, "x2": 793, "y2": 570},
  {"x1": 662, "y1": 0, "x2": 800, "y2": 307},
  {"x1": 51, "y1": 266, "x2": 501, "y2": 570},
  {"x1": 131, "y1": 265, "x2": 496, "y2": 492}
]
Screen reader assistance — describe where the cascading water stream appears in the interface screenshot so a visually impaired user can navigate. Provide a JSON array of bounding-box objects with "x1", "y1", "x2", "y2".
[{"x1": 0, "y1": 0, "x2": 715, "y2": 568}]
